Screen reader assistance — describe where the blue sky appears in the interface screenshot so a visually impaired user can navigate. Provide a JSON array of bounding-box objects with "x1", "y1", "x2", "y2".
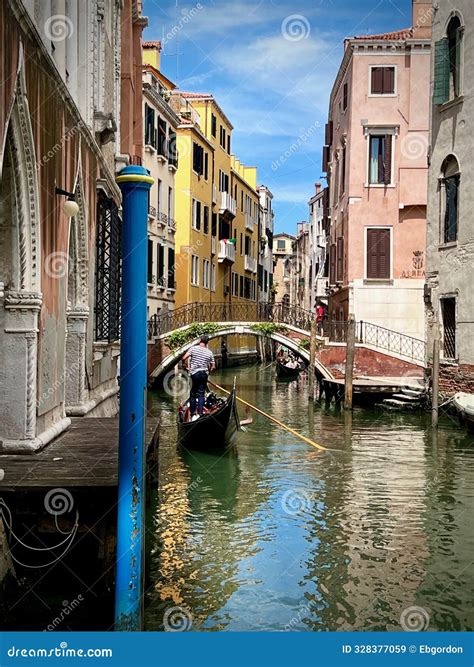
[{"x1": 143, "y1": 0, "x2": 413, "y2": 234}]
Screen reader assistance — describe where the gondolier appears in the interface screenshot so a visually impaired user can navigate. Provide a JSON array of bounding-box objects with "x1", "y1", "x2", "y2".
[{"x1": 183, "y1": 336, "x2": 216, "y2": 419}]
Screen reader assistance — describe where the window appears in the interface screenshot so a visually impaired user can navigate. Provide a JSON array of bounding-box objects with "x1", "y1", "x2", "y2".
[
  {"x1": 239, "y1": 275, "x2": 244, "y2": 298},
  {"x1": 157, "y1": 179, "x2": 162, "y2": 214},
  {"x1": 168, "y1": 130, "x2": 178, "y2": 168},
  {"x1": 227, "y1": 134, "x2": 231, "y2": 154},
  {"x1": 366, "y1": 228, "x2": 391, "y2": 280},
  {"x1": 158, "y1": 118, "x2": 167, "y2": 156},
  {"x1": 447, "y1": 17, "x2": 462, "y2": 99},
  {"x1": 144, "y1": 104, "x2": 156, "y2": 146},
  {"x1": 168, "y1": 187, "x2": 173, "y2": 222},
  {"x1": 191, "y1": 255, "x2": 199, "y2": 286},
  {"x1": 203, "y1": 206, "x2": 209, "y2": 234},
  {"x1": 342, "y1": 82, "x2": 348, "y2": 111},
  {"x1": 258, "y1": 264, "x2": 263, "y2": 288},
  {"x1": 219, "y1": 170, "x2": 229, "y2": 193},
  {"x1": 277, "y1": 239, "x2": 285, "y2": 250},
  {"x1": 204, "y1": 152, "x2": 209, "y2": 180},
  {"x1": 220, "y1": 125, "x2": 226, "y2": 149},
  {"x1": 441, "y1": 155, "x2": 460, "y2": 243},
  {"x1": 192, "y1": 142, "x2": 204, "y2": 175},
  {"x1": 232, "y1": 272, "x2": 239, "y2": 296},
  {"x1": 168, "y1": 248, "x2": 175, "y2": 289},
  {"x1": 369, "y1": 134, "x2": 392, "y2": 185},
  {"x1": 211, "y1": 213, "x2": 217, "y2": 237},
  {"x1": 192, "y1": 199, "x2": 201, "y2": 230},
  {"x1": 147, "y1": 239, "x2": 153, "y2": 284},
  {"x1": 329, "y1": 243, "x2": 336, "y2": 285},
  {"x1": 211, "y1": 113, "x2": 217, "y2": 137},
  {"x1": 341, "y1": 145, "x2": 346, "y2": 194},
  {"x1": 241, "y1": 190, "x2": 244, "y2": 212},
  {"x1": 244, "y1": 277, "x2": 252, "y2": 299},
  {"x1": 245, "y1": 235, "x2": 251, "y2": 256},
  {"x1": 240, "y1": 233, "x2": 243, "y2": 255},
  {"x1": 95, "y1": 193, "x2": 121, "y2": 342},
  {"x1": 336, "y1": 237, "x2": 344, "y2": 282},
  {"x1": 370, "y1": 66, "x2": 395, "y2": 95},
  {"x1": 202, "y1": 259, "x2": 210, "y2": 289},
  {"x1": 211, "y1": 263, "x2": 216, "y2": 291},
  {"x1": 157, "y1": 243, "x2": 165, "y2": 287},
  {"x1": 441, "y1": 297, "x2": 456, "y2": 359}
]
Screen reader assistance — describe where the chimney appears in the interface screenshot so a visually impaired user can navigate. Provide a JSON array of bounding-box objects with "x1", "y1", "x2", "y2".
[
  {"x1": 142, "y1": 41, "x2": 162, "y2": 70},
  {"x1": 411, "y1": 0, "x2": 432, "y2": 39},
  {"x1": 315, "y1": 182, "x2": 321, "y2": 194}
]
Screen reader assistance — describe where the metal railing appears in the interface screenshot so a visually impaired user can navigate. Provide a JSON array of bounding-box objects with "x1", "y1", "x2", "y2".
[
  {"x1": 146, "y1": 305, "x2": 427, "y2": 362},
  {"x1": 324, "y1": 320, "x2": 426, "y2": 362}
]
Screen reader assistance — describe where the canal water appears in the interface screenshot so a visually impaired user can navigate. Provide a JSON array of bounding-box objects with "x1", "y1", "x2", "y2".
[{"x1": 145, "y1": 365, "x2": 474, "y2": 632}]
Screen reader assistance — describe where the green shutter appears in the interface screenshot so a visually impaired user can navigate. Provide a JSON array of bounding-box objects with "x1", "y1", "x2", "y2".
[{"x1": 433, "y1": 38, "x2": 449, "y2": 105}]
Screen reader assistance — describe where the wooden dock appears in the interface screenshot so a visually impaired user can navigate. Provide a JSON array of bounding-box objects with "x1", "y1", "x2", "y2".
[
  {"x1": 0, "y1": 417, "x2": 159, "y2": 490},
  {"x1": 321, "y1": 376, "x2": 425, "y2": 398}
]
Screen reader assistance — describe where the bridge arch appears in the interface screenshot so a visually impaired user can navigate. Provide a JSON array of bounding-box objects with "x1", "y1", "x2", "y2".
[{"x1": 149, "y1": 324, "x2": 315, "y2": 381}]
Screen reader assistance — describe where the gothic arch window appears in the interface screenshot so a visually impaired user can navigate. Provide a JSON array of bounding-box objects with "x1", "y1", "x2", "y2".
[
  {"x1": 440, "y1": 155, "x2": 460, "y2": 244},
  {"x1": 0, "y1": 127, "x2": 19, "y2": 293},
  {"x1": 447, "y1": 15, "x2": 462, "y2": 99},
  {"x1": 94, "y1": 191, "x2": 121, "y2": 341}
]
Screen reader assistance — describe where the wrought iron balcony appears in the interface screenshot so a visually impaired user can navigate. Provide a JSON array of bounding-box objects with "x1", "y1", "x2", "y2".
[
  {"x1": 218, "y1": 240, "x2": 236, "y2": 264},
  {"x1": 219, "y1": 192, "x2": 236, "y2": 218}
]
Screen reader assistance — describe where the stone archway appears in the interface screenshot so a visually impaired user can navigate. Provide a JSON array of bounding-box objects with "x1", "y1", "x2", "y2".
[{"x1": 0, "y1": 67, "x2": 42, "y2": 452}]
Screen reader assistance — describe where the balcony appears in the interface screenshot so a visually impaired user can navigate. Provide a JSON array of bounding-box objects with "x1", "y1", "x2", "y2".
[
  {"x1": 245, "y1": 213, "x2": 255, "y2": 232},
  {"x1": 219, "y1": 192, "x2": 236, "y2": 218},
  {"x1": 148, "y1": 205, "x2": 157, "y2": 220},
  {"x1": 218, "y1": 240, "x2": 236, "y2": 264},
  {"x1": 244, "y1": 255, "x2": 257, "y2": 273}
]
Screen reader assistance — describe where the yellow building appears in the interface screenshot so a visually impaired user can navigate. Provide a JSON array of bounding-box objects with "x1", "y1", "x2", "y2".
[{"x1": 171, "y1": 91, "x2": 260, "y2": 360}]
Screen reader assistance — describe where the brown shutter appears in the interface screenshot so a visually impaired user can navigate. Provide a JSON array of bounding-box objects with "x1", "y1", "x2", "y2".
[
  {"x1": 377, "y1": 139, "x2": 384, "y2": 183},
  {"x1": 329, "y1": 243, "x2": 336, "y2": 284},
  {"x1": 383, "y1": 67, "x2": 395, "y2": 94},
  {"x1": 371, "y1": 67, "x2": 383, "y2": 94},
  {"x1": 367, "y1": 229, "x2": 390, "y2": 279},
  {"x1": 322, "y1": 145, "x2": 329, "y2": 172},
  {"x1": 325, "y1": 121, "x2": 333, "y2": 145},
  {"x1": 343, "y1": 82, "x2": 348, "y2": 110},
  {"x1": 384, "y1": 135, "x2": 392, "y2": 184}
]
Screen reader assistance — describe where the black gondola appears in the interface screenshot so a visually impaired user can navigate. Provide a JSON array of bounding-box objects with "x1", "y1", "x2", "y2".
[
  {"x1": 276, "y1": 359, "x2": 303, "y2": 380},
  {"x1": 177, "y1": 385, "x2": 240, "y2": 451}
]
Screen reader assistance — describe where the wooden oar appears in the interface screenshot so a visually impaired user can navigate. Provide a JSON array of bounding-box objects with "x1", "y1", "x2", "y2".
[{"x1": 208, "y1": 380, "x2": 327, "y2": 452}]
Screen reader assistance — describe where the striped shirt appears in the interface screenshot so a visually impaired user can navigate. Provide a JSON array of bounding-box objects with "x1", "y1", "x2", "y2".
[{"x1": 188, "y1": 345, "x2": 214, "y2": 375}]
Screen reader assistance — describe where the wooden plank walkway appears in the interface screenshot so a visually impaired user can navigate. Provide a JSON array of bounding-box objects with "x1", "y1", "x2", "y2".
[
  {"x1": 0, "y1": 417, "x2": 159, "y2": 490},
  {"x1": 322, "y1": 376, "x2": 424, "y2": 395}
]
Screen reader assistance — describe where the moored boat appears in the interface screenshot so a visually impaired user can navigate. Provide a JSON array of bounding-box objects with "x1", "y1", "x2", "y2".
[
  {"x1": 453, "y1": 392, "x2": 474, "y2": 432},
  {"x1": 177, "y1": 384, "x2": 240, "y2": 451}
]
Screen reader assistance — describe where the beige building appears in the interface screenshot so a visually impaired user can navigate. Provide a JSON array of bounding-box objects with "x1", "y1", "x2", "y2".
[
  {"x1": 273, "y1": 233, "x2": 295, "y2": 306},
  {"x1": 142, "y1": 42, "x2": 179, "y2": 319},
  {"x1": 425, "y1": 0, "x2": 474, "y2": 380},
  {"x1": 291, "y1": 222, "x2": 311, "y2": 311}
]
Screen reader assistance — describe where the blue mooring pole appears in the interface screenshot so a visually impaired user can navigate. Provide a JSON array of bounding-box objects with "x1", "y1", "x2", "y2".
[{"x1": 114, "y1": 165, "x2": 153, "y2": 630}]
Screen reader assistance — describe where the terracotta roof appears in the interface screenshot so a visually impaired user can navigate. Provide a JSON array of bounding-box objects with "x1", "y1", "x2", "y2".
[
  {"x1": 353, "y1": 28, "x2": 413, "y2": 41},
  {"x1": 143, "y1": 40, "x2": 162, "y2": 48},
  {"x1": 180, "y1": 92, "x2": 213, "y2": 99}
]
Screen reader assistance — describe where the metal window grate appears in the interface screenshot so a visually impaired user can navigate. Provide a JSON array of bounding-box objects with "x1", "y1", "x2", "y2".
[
  {"x1": 441, "y1": 297, "x2": 456, "y2": 359},
  {"x1": 95, "y1": 193, "x2": 121, "y2": 342}
]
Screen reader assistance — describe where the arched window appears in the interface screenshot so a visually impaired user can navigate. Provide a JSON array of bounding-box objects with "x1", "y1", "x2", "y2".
[
  {"x1": 441, "y1": 155, "x2": 460, "y2": 244},
  {"x1": 447, "y1": 16, "x2": 462, "y2": 99}
]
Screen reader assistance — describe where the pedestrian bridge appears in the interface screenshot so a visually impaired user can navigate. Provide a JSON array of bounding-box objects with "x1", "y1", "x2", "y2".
[{"x1": 146, "y1": 302, "x2": 427, "y2": 382}]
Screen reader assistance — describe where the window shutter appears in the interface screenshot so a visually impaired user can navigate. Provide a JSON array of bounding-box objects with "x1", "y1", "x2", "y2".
[
  {"x1": 168, "y1": 248, "x2": 175, "y2": 288},
  {"x1": 336, "y1": 237, "x2": 344, "y2": 282},
  {"x1": 377, "y1": 138, "x2": 384, "y2": 183},
  {"x1": 383, "y1": 67, "x2": 395, "y2": 94},
  {"x1": 433, "y1": 38, "x2": 450, "y2": 105},
  {"x1": 329, "y1": 243, "x2": 336, "y2": 284},
  {"x1": 367, "y1": 229, "x2": 390, "y2": 279},
  {"x1": 147, "y1": 239, "x2": 153, "y2": 283},
  {"x1": 322, "y1": 145, "x2": 330, "y2": 172},
  {"x1": 343, "y1": 82, "x2": 348, "y2": 110},
  {"x1": 157, "y1": 244, "x2": 165, "y2": 285},
  {"x1": 325, "y1": 121, "x2": 333, "y2": 145},
  {"x1": 384, "y1": 135, "x2": 392, "y2": 184},
  {"x1": 454, "y1": 27, "x2": 462, "y2": 97},
  {"x1": 371, "y1": 67, "x2": 383, "y2": 94}
]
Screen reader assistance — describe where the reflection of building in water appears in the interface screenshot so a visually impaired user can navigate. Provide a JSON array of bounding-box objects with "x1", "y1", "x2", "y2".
[{"x1": 303, "y1": 422, "x2": 430, "y2": 630}]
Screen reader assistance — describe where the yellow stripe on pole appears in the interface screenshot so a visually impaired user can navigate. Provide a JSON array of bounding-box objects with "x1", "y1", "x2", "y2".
[
  {"x1": 116, "y1": 174, "x2": 154, "y2": 185},
  {"x1": 209, "y1": 380, "x2": 327, "y2": 452}
]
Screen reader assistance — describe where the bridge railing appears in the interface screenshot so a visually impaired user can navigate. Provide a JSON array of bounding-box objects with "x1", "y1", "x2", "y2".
[
  {"x1": 146, "y1": 302, "x2": 314, "y2": 339},
  {"x1": 324, "y1": 320, "x2": 426, "y2": 362}
]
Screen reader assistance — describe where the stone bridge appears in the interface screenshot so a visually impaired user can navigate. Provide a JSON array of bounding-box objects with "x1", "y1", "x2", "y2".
[{"x1": 147, "y1": 303, "x2": 427, "y2": 384}]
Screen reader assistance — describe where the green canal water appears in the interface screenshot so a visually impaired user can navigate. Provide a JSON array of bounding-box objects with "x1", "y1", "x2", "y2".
[{"x1": 145, "y1": 365, "x2": 474, "y2": 632}]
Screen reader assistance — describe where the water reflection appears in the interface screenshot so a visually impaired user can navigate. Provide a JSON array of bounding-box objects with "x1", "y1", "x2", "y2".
[{"x1": 145, "y1": 366, "x2": 474, "y2": 632}]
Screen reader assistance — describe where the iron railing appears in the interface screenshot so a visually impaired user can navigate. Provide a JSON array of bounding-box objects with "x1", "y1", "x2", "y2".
[{"x1": 146, "y1": 306, "x2": 427, "y2": 362}]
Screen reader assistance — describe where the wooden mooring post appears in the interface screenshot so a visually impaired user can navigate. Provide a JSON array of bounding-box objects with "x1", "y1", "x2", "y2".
[
  {"x1": 432, "y1": 336, "x2": 440, "y2": 428},
  {"x1": 344, "y1": 316, "x2": 356, "y2": 409},
  {"x1": 308, "y1": 318, "x2": 317, "y2": 402}
]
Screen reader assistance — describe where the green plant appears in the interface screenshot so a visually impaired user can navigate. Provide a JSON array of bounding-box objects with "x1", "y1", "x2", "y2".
[
  {"x1": 298, "y1": 338, "x2": 310, "y2": 350},
  {"x1": 250, "y1": 322, "x2": 287, "y2": 336},
  {"x1": 165, "y1": 322, "x2": 224, "y2": 351}
]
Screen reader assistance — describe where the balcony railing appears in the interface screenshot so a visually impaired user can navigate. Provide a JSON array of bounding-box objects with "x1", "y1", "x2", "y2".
[
  {"x1": 148, "y1": 205, "x2": 157, "y2": 219},
  {"x1": 219, "y1": 192, "x2": 237, "y2": 217},
  {"x1": 245, "y1": 213, "x2": 255, "y2": 232},
  {"x1": 168, "y1": 217, "x2": 176, "y2": 231},
  {"x1": 218, "y1": 240, "x2": 236, "y2": 263},
  {"x1": 158, "y1": 212, "x2": 168, "y2": 225},
  {"x1": 244, "y1": 255, "x2": 257, "y2": 273}
]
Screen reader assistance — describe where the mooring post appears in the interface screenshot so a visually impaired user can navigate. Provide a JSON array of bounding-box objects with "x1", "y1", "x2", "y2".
[
  {"x1": 114, "y1": 165, "x2": 153, "y2": 631},
  {"x1": 432, "y1": 336, "x2": 440, "y2": 428},
  {"x1": 344, "y1": 315, "x2": 356, "y2": 410},
  {"x1": 309, "y1": 317, "x2": 317, "y2": 402}
]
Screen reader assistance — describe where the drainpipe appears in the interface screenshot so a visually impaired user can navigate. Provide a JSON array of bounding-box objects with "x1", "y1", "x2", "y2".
[{"x1": 114, "y1": 165, "x2": 154, "y2": 631}]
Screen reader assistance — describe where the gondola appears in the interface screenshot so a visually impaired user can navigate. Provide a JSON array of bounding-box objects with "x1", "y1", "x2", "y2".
[
  {"x1": 276, "y1": 359, "x2": 303, "y2": 381},
  {"x1": 177, "y1": 383, "x2": 240, "y2": 451}
]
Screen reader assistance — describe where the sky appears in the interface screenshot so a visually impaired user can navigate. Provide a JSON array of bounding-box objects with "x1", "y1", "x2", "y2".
[{"x1": 143, "y1": 0, "x2": 414, "y2": 234}]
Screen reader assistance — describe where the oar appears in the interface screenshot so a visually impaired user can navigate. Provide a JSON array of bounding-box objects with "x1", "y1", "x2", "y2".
[{"x1": 208, "y1": 380, "x2": 327, "y2": 452}]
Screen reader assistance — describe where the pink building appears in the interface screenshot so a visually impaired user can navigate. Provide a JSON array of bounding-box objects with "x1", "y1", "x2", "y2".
[{"x1": 324, "y1": 0, "x2": 432, "y2": 339}]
